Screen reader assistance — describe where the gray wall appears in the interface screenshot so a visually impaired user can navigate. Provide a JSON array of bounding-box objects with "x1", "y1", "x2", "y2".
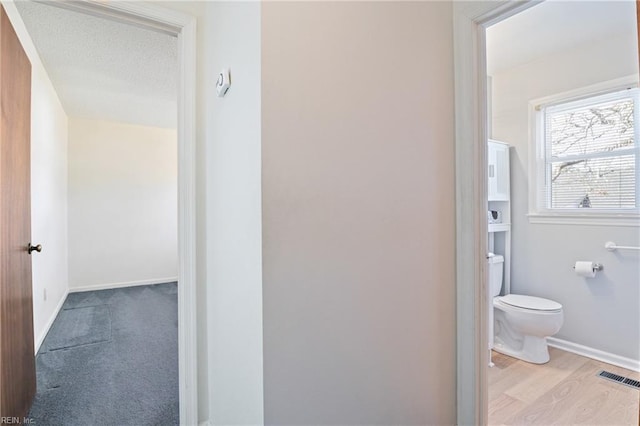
[
  {"x1": 262, "y1": 2, "x2": 456, "y2": 424},
  {"x1": 491, "y1": 32, "x2": 640, "y2": 361}
]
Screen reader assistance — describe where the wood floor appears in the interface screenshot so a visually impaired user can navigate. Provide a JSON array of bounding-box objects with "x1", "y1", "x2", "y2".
[{"x1": 489, "y1": 348, "x2": 640, "y2": 425}]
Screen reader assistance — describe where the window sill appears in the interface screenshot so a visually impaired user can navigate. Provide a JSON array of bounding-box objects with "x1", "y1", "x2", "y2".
[{"x1": 527, "y1": 212, "x2": 640, "y2": 227}]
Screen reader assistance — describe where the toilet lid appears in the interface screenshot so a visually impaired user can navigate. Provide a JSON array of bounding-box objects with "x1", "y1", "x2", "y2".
[{"x1": 500, "y1": 294, "x2": 562, "y2": 311}]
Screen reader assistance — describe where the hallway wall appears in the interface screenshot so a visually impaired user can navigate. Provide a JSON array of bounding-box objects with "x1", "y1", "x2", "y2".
[
  {"x1": 147, "y1": 2, "x2": 459, "y2": 423},
  {"x1": 261, "y1": 2, "x2": 456, "y2": 424}
]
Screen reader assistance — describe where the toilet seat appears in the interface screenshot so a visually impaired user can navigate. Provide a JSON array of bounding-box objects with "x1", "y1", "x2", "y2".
[{"x1": 497, "y1": 294, "x2": 562, "y2": 312}]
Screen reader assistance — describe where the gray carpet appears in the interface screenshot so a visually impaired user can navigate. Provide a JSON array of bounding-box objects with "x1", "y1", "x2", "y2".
[{"x1": 28, "y1": 282, "x2": 179, "y2": 425}]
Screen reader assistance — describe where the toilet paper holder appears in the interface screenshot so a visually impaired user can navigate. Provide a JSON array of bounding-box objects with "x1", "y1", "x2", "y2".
[{"x1": 573, "y1": 263, "x2": 603, "y2": 272}]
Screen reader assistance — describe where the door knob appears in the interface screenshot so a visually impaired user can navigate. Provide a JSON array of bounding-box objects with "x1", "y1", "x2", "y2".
[{"x1": 27, "y1": 243, "x2": 42, "y2": 254}]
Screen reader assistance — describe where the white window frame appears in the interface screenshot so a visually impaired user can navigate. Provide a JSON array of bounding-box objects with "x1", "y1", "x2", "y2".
[{"x1": 528, "y1": 76, "x2": 640, "y2": 227}]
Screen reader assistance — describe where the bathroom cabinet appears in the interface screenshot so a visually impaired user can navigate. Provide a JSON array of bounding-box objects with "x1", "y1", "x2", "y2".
[
  {"x1": 488, "y1": 139, "x2": 512, "y2": 358},
  {"x1": 488, "y1": 140, "x2": 510, "y2": 201},
  {"x1": 488, "y1": 139, "x2": 511, "y2": 294}
]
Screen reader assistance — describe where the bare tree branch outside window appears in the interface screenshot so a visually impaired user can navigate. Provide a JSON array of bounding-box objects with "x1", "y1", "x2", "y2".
[{"x1": 546, "y1": 93, "x2": 636, "y2": 209}]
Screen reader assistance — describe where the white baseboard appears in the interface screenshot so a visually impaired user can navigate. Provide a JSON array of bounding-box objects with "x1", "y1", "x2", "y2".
[
  {"x1": 69, "y1": 277, "x2": 178, "y2": 293},
  {"x1": 547, "y1": 337, "x2": 640, "y2": 372},
  {"x1": 198, "y1": 421, "x2": 210, "y2": 426},
  {"x1": 35, "y1": 287, "x2": 69, "y2": 354}
]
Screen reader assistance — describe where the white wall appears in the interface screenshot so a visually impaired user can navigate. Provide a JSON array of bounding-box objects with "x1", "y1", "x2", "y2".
[
  {"x1": 204, "y1": 2, "x2": 264, "y2": 424},
  {"x1": 67, "y1": 118, "x2": 177, "y2": 289},
  {"x1": 30, "y1": 62, "x2": 70, "y2": 352},
  {"x1": 161, "y1": 3, "x2": 265, "y2": 423},
  {"x1": 491, "y1": 32, "x2": 640, "y2": 361},
  {"x1": 261, "y1": 2, "x2": 456, "y2": 424},
  {"x1": 3, "y1": 1, "x2": 70, "y2": 352}
]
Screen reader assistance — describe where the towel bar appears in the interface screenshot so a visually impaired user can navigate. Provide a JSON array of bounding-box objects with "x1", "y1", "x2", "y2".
[{"x1": 605, "y1": 241, "x2": 640, "y2": 252}]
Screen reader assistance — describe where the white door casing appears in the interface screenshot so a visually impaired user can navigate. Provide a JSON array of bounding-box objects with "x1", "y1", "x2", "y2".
[{"x1": 453, "y1": 1, "x2": 539, "y2": 425}]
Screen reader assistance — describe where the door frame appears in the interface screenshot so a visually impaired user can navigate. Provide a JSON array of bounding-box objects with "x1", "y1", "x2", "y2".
[
  {"x1": 7, "y1": 1, "x2": 198, "y2": 424},
  {"x1": 453, "y1": 1, "x2": 540, "y2": 425},
  {"x1": 86, "y1": 4, "x2": 198, "y2": 425}
]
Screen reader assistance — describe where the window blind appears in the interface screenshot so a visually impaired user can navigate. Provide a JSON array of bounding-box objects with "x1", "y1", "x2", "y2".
[{"x1": 542, "y1": 88, "x2": 638, "y2": 210}]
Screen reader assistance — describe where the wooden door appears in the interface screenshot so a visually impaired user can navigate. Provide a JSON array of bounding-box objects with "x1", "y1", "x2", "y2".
[{"x1": 0, "y1": 5, "x2": 36, "y2": 420}]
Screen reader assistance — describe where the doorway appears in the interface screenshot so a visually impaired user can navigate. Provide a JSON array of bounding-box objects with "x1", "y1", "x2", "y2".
[
  {"x1": 2, "y1": 1, "x2": 197, "y2": 423},
  {"x1": 454, "y1": 1, "x2": 640, "y2": 424},
  {"x1": 485, "y1": 2, "x2": 640, "y2": 424}
]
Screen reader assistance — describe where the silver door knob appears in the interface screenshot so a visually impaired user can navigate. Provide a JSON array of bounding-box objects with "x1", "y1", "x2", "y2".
[{"x1": 27, "y1": 243, "x2": 42, "y2": 254}]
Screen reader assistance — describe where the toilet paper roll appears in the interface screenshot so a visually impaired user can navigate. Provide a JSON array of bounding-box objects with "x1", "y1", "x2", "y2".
[{"x1": 575, "y1": 261, "x2": 596, "y2": 278}]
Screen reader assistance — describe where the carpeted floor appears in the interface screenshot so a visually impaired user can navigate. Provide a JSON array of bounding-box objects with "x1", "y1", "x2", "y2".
[{"x1": 28, "y1": 282, "x2": 179, "y2": 425}]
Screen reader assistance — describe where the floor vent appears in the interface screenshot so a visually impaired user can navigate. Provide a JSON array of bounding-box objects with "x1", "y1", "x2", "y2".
[{"x1": 597, "y1": 370, "x2": 640, "y2": 390}]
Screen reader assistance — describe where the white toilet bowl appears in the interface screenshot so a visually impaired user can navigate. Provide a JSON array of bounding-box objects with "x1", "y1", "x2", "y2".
[
  {"x1": 487, "y1": 254, "x2": 564, "y2": 364},
  {"x1": 493, "y1": 294, "x2": 563, "y2": 364}
]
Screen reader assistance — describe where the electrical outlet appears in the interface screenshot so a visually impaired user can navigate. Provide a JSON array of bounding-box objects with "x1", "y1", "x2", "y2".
[{"x1": 43, "y1": 288, "x2": 47, "y2": 301}]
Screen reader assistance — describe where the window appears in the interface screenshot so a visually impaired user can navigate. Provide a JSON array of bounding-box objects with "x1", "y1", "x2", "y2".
[{"x1": 531, "y1": 84, "x2": 640, "y2": 223}]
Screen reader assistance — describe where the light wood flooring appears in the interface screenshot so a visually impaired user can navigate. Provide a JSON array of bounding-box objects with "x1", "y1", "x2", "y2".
[{"x1": 489, "y1": 348, "x2": 640, "y2": 425}]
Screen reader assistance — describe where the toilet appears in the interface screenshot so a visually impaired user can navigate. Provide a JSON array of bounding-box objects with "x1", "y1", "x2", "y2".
[{"x1": 488, "y1": 253, "x2": 564, "y2": 364}]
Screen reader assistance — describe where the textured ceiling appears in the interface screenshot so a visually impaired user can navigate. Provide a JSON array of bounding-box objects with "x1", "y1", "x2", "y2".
[
  {"x1": 16, "y1": 1, "x2": 177, "y2": 128},
  {"x1": 487, "y1": 0, "x2": 636, "y2": 75}
]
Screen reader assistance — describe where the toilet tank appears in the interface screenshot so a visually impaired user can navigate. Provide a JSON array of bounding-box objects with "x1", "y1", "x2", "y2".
[{"x1": 487, "y1": 253, "x2": 504, "y2": 297}]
